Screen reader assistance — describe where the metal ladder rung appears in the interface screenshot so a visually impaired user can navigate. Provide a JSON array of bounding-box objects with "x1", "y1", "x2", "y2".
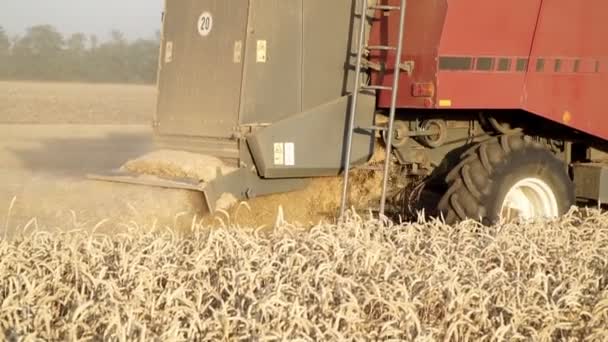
[
  {"x1": 369, "y1": 5, "x2": 401, "y2": 11},
  {"x1": 356, "y1": 125, "x2": 388, "y2": 131},
  {"x1": 366, "y1": 45, "x2": 396, "y2": 51},
  {"x1": 361, "y1": 85, "x2": 393, "y2": 91}
]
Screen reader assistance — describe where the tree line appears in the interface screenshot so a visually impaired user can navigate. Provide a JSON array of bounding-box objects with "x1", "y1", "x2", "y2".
[{"x1": 0, "y1": 25, "x2": 160, "y2": 84}]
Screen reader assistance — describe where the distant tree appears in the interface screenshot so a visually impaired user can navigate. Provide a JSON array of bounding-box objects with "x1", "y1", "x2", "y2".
[
  {"x1": 0, "y1": 24, "x2": 160, "y2": 84},
  {"x1": 12, "y1": 25, "x2": 64, "y2": 80},
  {"x1": 126, "y1": 38, "x2": 160, "y2": 83},
  {"x1": 63, "y1": 33, "x2": 88, "y2": 80},
  {"x1": 89, "y1": 34, "x2": 99, "y2": 50},
  {"x1": 89, "y1": 30, "x2": 131, "y2": 82},
  {"x1": 110, "y1": 30, "x2": 127, "y2": 46},
  {"x1": 0, "y1": 26, "x2": 9, "y2": 56},
  {"x1": 13, "y1": 25, "x2": 63, "y2": 56},
  {"x1": 66, "y1": 33, "x2": 87, "y2": 55},
  {"x1": 0, "y1": 26, "x2": 10, "y2": 77}
]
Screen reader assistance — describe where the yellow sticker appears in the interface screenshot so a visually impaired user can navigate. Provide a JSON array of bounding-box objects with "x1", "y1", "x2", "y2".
[
  {"x1": 164, "y1": 41, "x2": 173, "y2": 64},
  {"x1": 439, "y1": 99, "x2": 452, "y2": 107},
  {"x1": 233, "y1": 41, "x2": 243, "y2": 64},
  {"x1": 257, "y1": 40, "x2": 267, "y2": 63}
]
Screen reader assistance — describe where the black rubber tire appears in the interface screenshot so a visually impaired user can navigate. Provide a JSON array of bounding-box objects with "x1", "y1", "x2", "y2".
[{"x1": 438, "y1": 134, "x2": 575, "y2": 225}]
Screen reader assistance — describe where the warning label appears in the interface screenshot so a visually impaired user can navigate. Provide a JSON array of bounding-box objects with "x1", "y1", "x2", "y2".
[
  {"x1": 274, "y1": 143, "x2": 284, "y2": 166},
  {"x1": 285, "y1": 143, "x2": 295, "y2": 166},
  {"x1": 274, "y1": 142, "x2": 295, "y2": 166}
]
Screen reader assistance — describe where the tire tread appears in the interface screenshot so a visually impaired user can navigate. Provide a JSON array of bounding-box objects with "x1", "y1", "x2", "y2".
[{"x1": 437, "y1": 133, "x2": 568, "y2": 225}]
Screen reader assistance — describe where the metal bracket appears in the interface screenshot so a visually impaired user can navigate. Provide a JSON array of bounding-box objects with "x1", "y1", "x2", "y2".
[
  {"x1": 360, "y1": 59, "x2": 414, "y2": 75},
  {"x1": 88, "y1": 168, "x2": 309, "y2": 213},
  {"x1": 400, "y1": 60, "x2": 415, "y2": 76},
  {"x1": 361, "y1": 58, "x2": 383, "y2": 71},
  {"x1": 233, "y1": 123, "x2": 272, "y2": 137}
]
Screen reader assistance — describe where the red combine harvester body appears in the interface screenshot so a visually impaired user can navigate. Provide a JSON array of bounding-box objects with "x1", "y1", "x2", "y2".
[
  {"x1": 371, "y1": 0, "x2": 608, "y2": 140},
  {"x1": 95, "y1": 0, "x2": 608, "y2": 225}
]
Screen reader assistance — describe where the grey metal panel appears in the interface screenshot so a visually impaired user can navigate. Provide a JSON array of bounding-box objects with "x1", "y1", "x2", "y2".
[
  {"x1": 202, "y1": 168, "x2": 310, "y2": 212},
  {"x1": 153, "y1": 133, "x2": 240, "y2": 163},
  {"x1": 240, "y1": 0, "x2": 303, "y2": 125},
  {"x1": 88, "y1": 168, "x2": 309, "y2": 213},
  {"x1": 152, "y1": 0, "x2": 380, "y2": 179},
  {"x1": 247, "y1": 93, "x2": 376, "y2": 178},
  {"x1": 573, "y1": 163, "x2": 608, "y2": 203},
  {"x1": 302, "y1": 0, "x2": 360, "y2": 110},
  {"x1": 156, "y1": 0, "x2": 249, "y2": 138}
]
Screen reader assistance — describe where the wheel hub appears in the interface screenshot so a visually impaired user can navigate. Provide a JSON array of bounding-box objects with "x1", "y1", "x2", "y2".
[{"x1": 500, "y1": 177, "x2": 559, "y2": 222}]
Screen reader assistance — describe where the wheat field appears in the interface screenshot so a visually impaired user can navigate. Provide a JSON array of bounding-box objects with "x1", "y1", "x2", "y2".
[
  {"x1": 0, "y1": 81, "x2": 155, "y2": 125},
  {"x1": 1, "y1": 208, "x2": 607, "y2": 341}
]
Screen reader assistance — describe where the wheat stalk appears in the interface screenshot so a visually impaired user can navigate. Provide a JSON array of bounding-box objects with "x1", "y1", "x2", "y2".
[{"x1": 0, "y1": 209, "x2": 606, "y2": 340}]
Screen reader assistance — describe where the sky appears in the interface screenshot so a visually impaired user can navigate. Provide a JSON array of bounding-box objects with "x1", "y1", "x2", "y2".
[{"x1": 0, "y1": 0, "x2": 164, "y2": 40}]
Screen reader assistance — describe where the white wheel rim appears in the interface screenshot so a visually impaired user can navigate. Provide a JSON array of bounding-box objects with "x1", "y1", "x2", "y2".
[{"x1": 500, "y1": 177, "x2": 559, "y2": 222}]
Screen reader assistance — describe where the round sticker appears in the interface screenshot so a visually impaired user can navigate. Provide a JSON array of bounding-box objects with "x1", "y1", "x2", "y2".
[{"x1": 197, "y1": 12, "x2": 213, "y2": 37}]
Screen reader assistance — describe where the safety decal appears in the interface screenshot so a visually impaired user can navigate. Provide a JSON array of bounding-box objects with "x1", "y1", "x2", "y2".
[
  {"x1": 284, "y1": 143, "x2": 295, "y2": 166},
  {"x1": 233, "y1": 41, "x2": 243, "y2": 64},
  {"x1": 274, "y1": 143, "x2": 284, "y2": 166},
  {"x1": 274, "y1": 143, "x2": 295, "y2": 166},
  {"x1": 257, "y1": 40, "x2": 267, "y2": 63},
  {"x1": 164, "y1": 41, "x2": 173, "y2": 63}
]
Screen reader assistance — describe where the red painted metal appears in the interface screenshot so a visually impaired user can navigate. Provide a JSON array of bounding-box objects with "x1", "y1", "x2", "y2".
[
  {"x1": 369, "y1": 0, "x2": 447, "y2": 109},
  {"x1": 369, "y1": 0, "x2": 608, "y2": 140},
  {"x1": 523, "y1": 0, "x2": 608, "y2": 139}
]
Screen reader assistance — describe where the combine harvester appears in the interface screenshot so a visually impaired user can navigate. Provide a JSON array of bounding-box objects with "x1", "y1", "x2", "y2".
[{"x1": 93, "y1": 0, "x2": 608, "y2": 224}]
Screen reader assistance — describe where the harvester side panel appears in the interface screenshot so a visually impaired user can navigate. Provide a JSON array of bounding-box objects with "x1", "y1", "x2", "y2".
[
  {"x1": 245, "y1": 0, "x2": 377, "y2": 178},
  {"x1": 302, "y1": 0, "x2": 359, "y2": 110},
  {"x1": 154, "y1": 0, "x2": 376, "y2": 174},
  {"x1": 241, "y1": 0, "x2": 364, "y2": 125},
  {"x1": 523, "y1": 0, "x2": 608, "y2": 140},
  {"x1": 370, "y1": 0, "x2": 541, "y2": 110},
  {"x1": 248, "y1": 93, "x2": 376, "y2": 179},
  {"x1": 434, "y1": 0, "x2": 542, "y2": 109},
  {"x1": 240, "y1": 0, "x2": 303, "y2": 125},
  {"x1": 371, "y1": 0, "x2": 608, "y2": 143},
  {"x1": 156, "y1": 0, "x2": 248, "y2": 139}
]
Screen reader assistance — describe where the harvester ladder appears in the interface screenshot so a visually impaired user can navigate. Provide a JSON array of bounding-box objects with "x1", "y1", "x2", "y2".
[{"x1": 340, "y1": 0, "x2": 407, "y2": 219}]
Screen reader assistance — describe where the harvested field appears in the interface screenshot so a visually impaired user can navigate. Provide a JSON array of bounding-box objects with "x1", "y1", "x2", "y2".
[
  {"x1": 1, "y1": 209, "x2": 608, "y2": 340},
  {"x1": 0, "y1": 81, "x2": 182, "y2": 235},
  {"x1": 0, "y1": 81, "x2": 155, "y2": 125}
]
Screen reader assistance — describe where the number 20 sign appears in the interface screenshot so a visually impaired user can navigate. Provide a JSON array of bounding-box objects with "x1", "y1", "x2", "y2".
[{"x1": 198, "y1": 12, "x2": 213, "y2": 37}]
